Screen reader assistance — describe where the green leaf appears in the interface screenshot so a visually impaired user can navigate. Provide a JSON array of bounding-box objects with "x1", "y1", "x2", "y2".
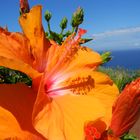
[{"x1": 80, "y1": 38, "x2": 93, "y2": 44}]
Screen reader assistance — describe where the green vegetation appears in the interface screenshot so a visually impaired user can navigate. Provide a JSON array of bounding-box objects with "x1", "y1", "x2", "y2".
[
  {"x1": 99, "y1": 66, "x2": 140, "y2": 92},
  {"x1": 0, "y1": 66, "x2": 32, "y2": 85},
  {"x1": 121, "y1": 133, "x2": 139, "y2": 140},
  {"x1": 44, "y1": 7, "x2": 92, "y2": 45}
]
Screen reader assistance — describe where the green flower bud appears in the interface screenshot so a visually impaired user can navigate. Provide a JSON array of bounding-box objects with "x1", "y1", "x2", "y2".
[
  {"x1": 60, "y1": 17, "x2": 68, "y2": 30},
  {"x1": 71, "y1": 7, "x2": 84, "y2": 27},
  {"x1": 101, "y1": 51, "x2": 112, "y2": 64},
  {"x1": 44, "y1": 10, "x2": 52, "y2": 22}
]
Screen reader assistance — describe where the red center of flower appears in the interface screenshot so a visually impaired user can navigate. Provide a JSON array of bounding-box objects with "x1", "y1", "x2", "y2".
[{"x1": 84, "y1": 125, "x2": 101, "y2": 140}]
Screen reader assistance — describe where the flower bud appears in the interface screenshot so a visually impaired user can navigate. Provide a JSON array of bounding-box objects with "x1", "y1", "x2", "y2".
[
  {"x1": 60, "y1": 17, "x2": 68, "y2": 30},
  {"x1": 20, "y1": 0, "x2": 30, "y2": 14},
  {"x1": 71, "y1": 7, "x2": 84, "y2": 27},
  {"x1": 109, "y1": 78, "x2": 140, "y2": 137},
  {"x1": 101, "y1": 51, "x2": 112, "y2": 64},
  {"x1": 44, "y1": 10, "x2": 52, "y2": 22}
]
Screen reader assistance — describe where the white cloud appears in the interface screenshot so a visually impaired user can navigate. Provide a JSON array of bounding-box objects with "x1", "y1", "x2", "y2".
[
  {"x1": 94, "y1": 27, "x2": 140, "y2": 38},
  {"x1": 90, "y1": 26, "x2": 140, "y2": 51}
]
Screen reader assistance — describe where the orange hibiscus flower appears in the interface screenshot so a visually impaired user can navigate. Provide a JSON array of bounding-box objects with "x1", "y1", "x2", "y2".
[{"x1": 0, "y1": 4, "x2": 123, "y2": 140}]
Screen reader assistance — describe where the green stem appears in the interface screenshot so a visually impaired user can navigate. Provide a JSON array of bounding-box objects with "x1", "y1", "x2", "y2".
[
  {"x1": 47, "y1": 21, "x2": 51, "y2": 34},
  {"x1": 75, "y1": 26, "x2": 78, "y2": 34},
  {"x1": 72, "y1": 27, "x2": 75, "y2": 33},
  {"x1": 60, "y1": 28, "x2": 64, "y2": 35}
]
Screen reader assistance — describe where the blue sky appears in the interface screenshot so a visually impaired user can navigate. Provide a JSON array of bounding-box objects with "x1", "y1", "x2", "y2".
[{"x1": 0, "y1": 0, "x2": 140, "y2": 51}]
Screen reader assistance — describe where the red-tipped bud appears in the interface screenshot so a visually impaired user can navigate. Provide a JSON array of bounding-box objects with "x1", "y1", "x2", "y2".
[
  {"x1": 20, "y1": 0, "x2": 30, "y2": 14},
  {"x1": 109, "y1": 78, "x2": 140, "y2": 137}
]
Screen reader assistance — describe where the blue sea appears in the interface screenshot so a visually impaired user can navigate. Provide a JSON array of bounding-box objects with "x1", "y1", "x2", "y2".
[{"x1": 101, "y1": 49, "x2": 140, "y2": 69}]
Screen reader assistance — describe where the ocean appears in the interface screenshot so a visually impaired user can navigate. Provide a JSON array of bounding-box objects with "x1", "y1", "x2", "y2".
[{"x1": 101, "y1": 49, "x2": 140, "y2": 69}]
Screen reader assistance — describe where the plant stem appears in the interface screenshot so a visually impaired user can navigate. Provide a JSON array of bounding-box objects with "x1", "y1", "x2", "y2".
[
  {"x1": 60, "y1": 28, "x2": 64, "y2": 35},
  {"x1": 75, "y1": 26, "x2": 78, "y2": 34},
  {"x1": 47, "y1": 21, "x2": 51, "y2": 34}
]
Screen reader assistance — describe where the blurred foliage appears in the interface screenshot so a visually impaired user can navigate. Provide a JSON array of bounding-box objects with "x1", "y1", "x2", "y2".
[
  {"x1": 99, "y1": 66, "x2": 140, "y2": 92},
  {"x1": 121, "y1": 133, "x2": 138, "y2": 140},
  {"x1": 0, "y1": 66, "x2": 32, "y2": 85}
]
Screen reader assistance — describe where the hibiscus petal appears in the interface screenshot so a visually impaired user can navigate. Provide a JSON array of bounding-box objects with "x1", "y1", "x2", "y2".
[
  {"x1": 45, "y1": 33, "x2": 102, "y2": 77},
  {"x1": 90, "y1": 83, "x2": 119, "y2": 126},
  {"x1": 110, "y1": 78, "x2": 140, "y2": 137},
  {"x1": 0, "y1": 107, "x2": 45, "y2": 140},
  {"x1": 52, "y1": 94, "x2": 108, "y2": 140},
  {"x1": 68, "y1": 47, "x2": 102, "y2": 70},
  {"x1": 0, "y1": 27, "x2": 40, "y2": 79},
  {"x1": 0, "y1": 56, "x2": 41, "y2": 79},
  {"x1": 0, "y1": 106, "x2": 22, "y2": 138},
  {"x1": 33, "y1": 93, "x2": 107, "y2": 140},
  {"x1": 19, "y1": 5, "x2": 51, "y2": 72},
  {"x1": 0, "y1": 27, "x2": 32, "y2": 64},
  {"x1": 43, "y1": 69, "x2": 116, "y2": 97},
  {"x1": 32, "y1": 71, "x2": 118, "y2": 140},
  {"x1": 0, "y1": 84, "x2": 45, "y2": 139}
]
